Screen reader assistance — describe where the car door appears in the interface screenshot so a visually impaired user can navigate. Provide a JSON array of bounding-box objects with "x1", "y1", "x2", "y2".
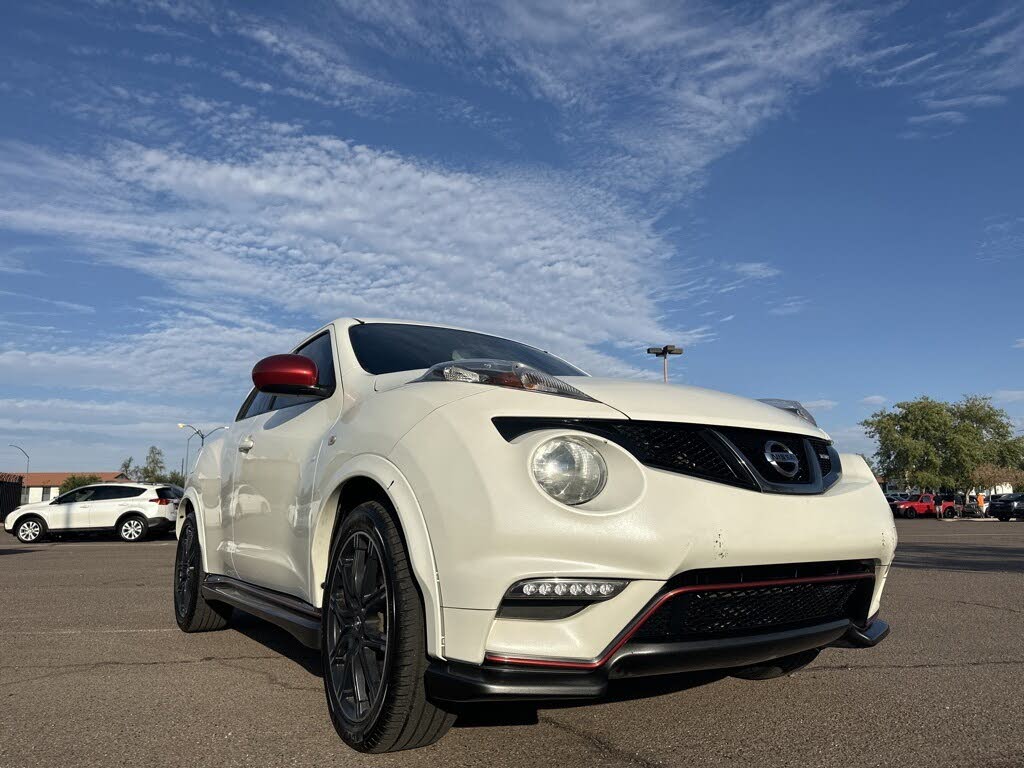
[
  {"x1": 48, "y1": 486, "x2": 100, "y2": 530},
  {"x1": 89, "y1": 485, "x2": 143, "y2": 528},
  {"x1": 230, "y1": 330, "x2": 339, "y2": 602}
]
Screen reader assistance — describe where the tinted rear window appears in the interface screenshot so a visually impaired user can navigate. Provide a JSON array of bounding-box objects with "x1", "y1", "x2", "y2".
[
  {"x1": 348, "y1": 323, "x2": 584, "y2": 377},
  {"x1": 156, "y1": 487, "x2": 183, "y2": 500}
]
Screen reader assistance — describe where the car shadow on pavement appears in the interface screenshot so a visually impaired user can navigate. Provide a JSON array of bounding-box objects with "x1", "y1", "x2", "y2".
[
  {"x1": 225, "y1": 607, "x2": 728, "y2": 730},
  {"x1": 894, "y1": 542, "x2": 1024, "y2": 573},
  {"x1": 0, "y1": 546, "x2": 40, "y2": 556},
  {"x1": 452, "y1": 670, "x2": 727, "y2": 729},
  {"x1": 229, "y1": 610, "x2": 323, "y2": 676}
]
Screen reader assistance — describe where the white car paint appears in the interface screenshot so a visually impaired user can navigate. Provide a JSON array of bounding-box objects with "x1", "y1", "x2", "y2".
[
  {"x1": 6, "y1": 483, "x2": 179, "y2": 541},
  {"x1": 179, "y1": 317, "x2": 896, "y2": 668}
]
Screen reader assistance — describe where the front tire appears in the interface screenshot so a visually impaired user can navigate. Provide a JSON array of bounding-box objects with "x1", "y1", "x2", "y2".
[
  {"x1": 174, "y1": 513, "x2": 232, "y2": 632},
  {"x1": 118, "y1": 514, "x2": 148, "y2": 542},
  {"x1": 15, "y1": 516, "x2": 46, "y2": 543},
  {"x1": 322, "y1": 500, "x2": 454, "y2": 753}
]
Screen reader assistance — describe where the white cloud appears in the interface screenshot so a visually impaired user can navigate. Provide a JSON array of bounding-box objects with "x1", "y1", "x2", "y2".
[
  {"x1": 826, "y1": 425, "x2": 875, "y2": 457},
  {"x1": 332, "y1": 0, "x2": 880, "y2": 200},
  {"x1": 907, "y1": 111, "x2": 968, "y2": 125},
  {"x1": 767, "y1": 297, "x2": 808, "y2": 316},
  {"x1": 992, "y1": 390, "x2": 1024, "y2": 403},
  {"x1": 851, "y1": 5, "x2": 1024, "y2": 134},
  {"x1": 0, "y1": 125, "x2": 713, "y2": 385},
  {"x1": 728, "y1": 262, "x2": 781, "y2": 280},
  {"x1": 803, "y1": 399, "x2": 838, "y2": 412},
  {"x1": 860, "y1": 395, "x2": 888, "y2": 406},
  {"x1": 1015, "y1": 339, "x2": 1024, "y2": 349}
]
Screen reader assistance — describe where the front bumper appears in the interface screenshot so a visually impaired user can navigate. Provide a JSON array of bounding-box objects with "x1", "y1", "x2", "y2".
[{"x1": 427, "y1": 618, "x2": 890, "y2": 703}]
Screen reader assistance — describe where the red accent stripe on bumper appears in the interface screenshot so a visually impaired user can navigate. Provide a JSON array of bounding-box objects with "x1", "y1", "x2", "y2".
[{"x1": 484, "y1": 572, "x2": 875, "y2": 670}]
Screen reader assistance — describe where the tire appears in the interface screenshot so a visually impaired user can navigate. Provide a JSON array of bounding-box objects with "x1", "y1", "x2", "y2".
[
  {"x1": 14, "y1": 516, "x2": 46, "y2": 543},
  {"x1": 731, "y1": 649, "x2": 820, "y2": 680},
  {"x1": 322, "y1": 500, "x2": 455, "y2": 753},
  {"x1": 174, "y1": 513, "x2": 232, "y2": 632},
  {"x1": 117, "y1": 514, "x2": 149, "y2": 542}
]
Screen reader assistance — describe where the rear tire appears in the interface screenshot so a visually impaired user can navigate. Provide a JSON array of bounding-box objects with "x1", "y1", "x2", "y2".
[
  {"x1": 322, "y1": 500, "x2": 454, "y2": 753},
  {"x1": 731, "y1": 649, "x2": 820, "y2": 680},
  {"x1": 174, "y1": 513, "x2": 232, "y2": 632},
  {"x1": 118, "y1": 514, "x2": 148, "y2": 542},
  {"x1": 15, "y1": 516, "x2": 46, "y2": 543}
]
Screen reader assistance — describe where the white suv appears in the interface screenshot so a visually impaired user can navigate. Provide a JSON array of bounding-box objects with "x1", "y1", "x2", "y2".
[
  {"x1": 173, "y1": 318, "x2": 896, "y2": 753},
  {"x1": 5, "y1": 483, "x2": 181, "y2": 543}
]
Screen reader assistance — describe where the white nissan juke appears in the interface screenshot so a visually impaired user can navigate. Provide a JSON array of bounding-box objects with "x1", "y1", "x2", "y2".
[{"x1": 173, "y1": 318, "x2": 896, "y2": 753}]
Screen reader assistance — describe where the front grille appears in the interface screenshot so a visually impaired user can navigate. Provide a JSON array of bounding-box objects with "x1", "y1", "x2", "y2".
[
  {"x1": 491, "y1": 418, "x2": 841, "y2": 493},
  {"x1": 630, "y1": 570, "x2": 873, "y2": 644},
  {"x1": 608, "y1": 422, "x2": 743, "y2": 486},
  {"x1": 809, "y1": 438, "x2": 833, "y2": 477},
  {"x1": 718, "y1": 427, "x2": 813, "y2": 484}
]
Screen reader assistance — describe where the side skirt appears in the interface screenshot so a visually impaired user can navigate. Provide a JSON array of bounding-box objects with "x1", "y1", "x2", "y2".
[{"x1": 202, "y1": 574, "x2": 322, "y2": 649}]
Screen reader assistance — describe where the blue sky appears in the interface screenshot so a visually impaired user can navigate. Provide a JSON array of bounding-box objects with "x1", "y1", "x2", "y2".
[{"x1": 1, "y1": 0, "x2": 1022, "y2": 472}]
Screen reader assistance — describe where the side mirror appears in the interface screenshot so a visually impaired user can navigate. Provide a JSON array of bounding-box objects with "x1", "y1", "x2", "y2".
[{"x1": 252, "y1": 354, "x2": 330, "y2": 398}]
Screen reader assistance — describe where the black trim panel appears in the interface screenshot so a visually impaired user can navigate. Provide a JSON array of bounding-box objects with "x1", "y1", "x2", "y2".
[
  {"x1": 426, "y1": 618, "x2": 882, "y2": 703},
  {"x1": 202, "y1": 575, "x2": 322, "y2": 649}
]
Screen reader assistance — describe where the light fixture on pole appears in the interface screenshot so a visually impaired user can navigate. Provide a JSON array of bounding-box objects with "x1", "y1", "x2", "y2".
[
  {"x1": 8, "y1": 444, "x2": 29, "y2": 474},
  {"x1": 178, "y1": 424, "x2": 228, "y2": 474},
  {"x1": 646, "y1": 345, "x2": 683, "y2": 383}
]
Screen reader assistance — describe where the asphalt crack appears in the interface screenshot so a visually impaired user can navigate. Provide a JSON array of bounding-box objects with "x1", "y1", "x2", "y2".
[
  {"x1": 540, "y1": 714, "x2": 664, "y2": 768},
  {"x1": 812, "y1": 658, "x2": 1024, "y2": 673}
]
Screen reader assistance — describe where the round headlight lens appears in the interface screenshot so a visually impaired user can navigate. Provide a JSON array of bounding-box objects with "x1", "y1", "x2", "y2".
[{"x1": 531, "y1": 437, "x2": 608, "y2": 506}]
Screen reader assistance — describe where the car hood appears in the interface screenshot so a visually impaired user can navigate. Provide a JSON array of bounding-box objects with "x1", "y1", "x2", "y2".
[
  {"x1": 559, "y1": 377, "x2": 830, "y2": 438},
  {"x1": 11, "y1": 501, "x2": 50, "y2": 515}
]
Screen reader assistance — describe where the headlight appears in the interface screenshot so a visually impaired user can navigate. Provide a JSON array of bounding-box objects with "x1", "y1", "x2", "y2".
[
  {"x1": 531, "y1": 437, "x2": 607, "y2": 505},
  {"x1": 417, "y1": 359, "x2": 594, "y2": 401}
]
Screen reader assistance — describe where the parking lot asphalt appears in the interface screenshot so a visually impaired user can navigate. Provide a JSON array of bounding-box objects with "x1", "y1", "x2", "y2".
[{"x1": 1, "y1": 519, "x2": 1023, "y2": 768}]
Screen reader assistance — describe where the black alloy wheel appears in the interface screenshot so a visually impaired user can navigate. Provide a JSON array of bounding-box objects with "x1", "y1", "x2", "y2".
[
  {"x1": 175, "y1": 520, "x2": 200, "y2": 620},
  {"x1": 325, "y1": 529, "x2": 391, "y2": 726},
  {"x1": 322, "y1": 500, "x2": 455, "y2": 752},
  {"x1": 173, "y1": 514, "x2": 231, "y2": 632}
]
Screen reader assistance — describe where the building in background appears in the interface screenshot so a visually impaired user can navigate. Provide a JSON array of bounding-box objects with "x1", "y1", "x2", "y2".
[{"x1": 18, "y1": 472, "x2": 129, "y2": 506}]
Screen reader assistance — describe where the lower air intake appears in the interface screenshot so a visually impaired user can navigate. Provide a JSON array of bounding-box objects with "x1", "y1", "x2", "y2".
[{"x1": 630, "y1": 577, "x2": 873, "y2": 643}]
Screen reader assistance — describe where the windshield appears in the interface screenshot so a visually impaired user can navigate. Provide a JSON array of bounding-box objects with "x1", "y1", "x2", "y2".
[{"x1": 348, "y1": 323, "x2": 585, "y2": 377}]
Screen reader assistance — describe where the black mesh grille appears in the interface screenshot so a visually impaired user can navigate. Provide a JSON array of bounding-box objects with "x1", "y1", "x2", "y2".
[
  {"x1": 609, "y1": 423, "x2": 740, "y2": 485},
  {"x1": 809, "y1": 439, "x2": 833, "y2": 477},
  {"x1": 630, "y1": 577, "x2": 872, "y2": 643}
]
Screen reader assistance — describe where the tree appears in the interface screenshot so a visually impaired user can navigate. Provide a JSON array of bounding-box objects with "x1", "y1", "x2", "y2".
[
  {"x1": 119, "y1": 456, "x2": 141, "y2": 482},
  {"x1": 862, "y1": 395, "x2": 1024, "y2": 495},
  {"x1": 164, "y1": 469, "x2": 186, "y2": 487},
  {"x1": 59, "y1": 474, "x2": 102, "y2": 495},
  {"x1": 139, "y1": 446, "x2": 167, "y2": 484},
  {"x1": 861, "y1": 397, "x2": 952, "y2": 490}
]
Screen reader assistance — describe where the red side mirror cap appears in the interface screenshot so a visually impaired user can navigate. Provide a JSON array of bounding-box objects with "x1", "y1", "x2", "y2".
[{"x1": 252, "y1": 354, "x2": 325, "y2": 397}]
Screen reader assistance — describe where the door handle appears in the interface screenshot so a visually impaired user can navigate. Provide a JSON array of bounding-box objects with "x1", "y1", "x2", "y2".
[{"x1": 238, "y1": 437, "x2": 254, "y2": 453}]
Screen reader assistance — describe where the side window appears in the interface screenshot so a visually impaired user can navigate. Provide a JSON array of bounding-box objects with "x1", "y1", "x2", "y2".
[
  {"x1": 88, "y1": 486, "x2": 116, "y2": 502},
  {"x1": 107, "y1": 486, "x2": 143, "y2": 500},
  {"x1": 271, "y1": 332, "x2": 338, "y2": 411},
  {"x1": 237, "y1": 389, "x2": 275, "y2": 421},
  {"x1": 75, "y1": 487, "x2": 101, "y2": 502}
]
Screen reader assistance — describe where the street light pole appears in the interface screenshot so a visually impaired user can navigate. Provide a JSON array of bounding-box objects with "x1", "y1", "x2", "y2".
[
  {"x1": 8, "y1": 444, "x2": 29, "y2": 474},
  {"x1": 178, "y1": 424, "x2": 228, "y2": 474},
  {"x1": 645, "y1": 345, "x2": 683, "y2": 383}
]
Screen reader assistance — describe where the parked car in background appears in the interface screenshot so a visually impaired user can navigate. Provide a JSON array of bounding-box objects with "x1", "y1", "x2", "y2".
[
  {"x1": 4, "y1": 483, "x2": 181, "y2": 543},
  {"x1": 989, "y1": 493, "x2": 1023, "y2": 522},
  {"x1": 173, "y1": 317, "x2": 895, "y2": 753},
  {"x1": 934, "y1": 494, "x2": 960, "y2": 518},
  {"x1": 890, "y1": 493, "x2": 944, "y2": 518}
]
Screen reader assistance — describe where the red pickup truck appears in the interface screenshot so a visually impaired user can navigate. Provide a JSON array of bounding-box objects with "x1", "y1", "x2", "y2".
[{"x1": 890, "y1": 493, "x2": 956, "y2": 519}]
